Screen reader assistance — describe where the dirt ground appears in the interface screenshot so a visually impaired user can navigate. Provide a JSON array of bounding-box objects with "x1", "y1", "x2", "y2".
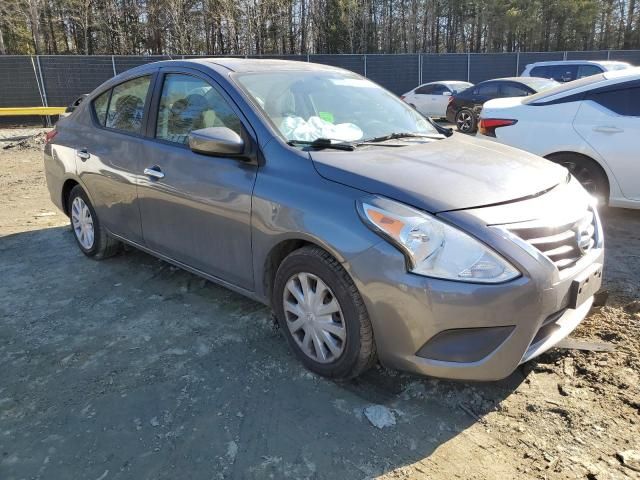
[{"x1": 1, "y1": 130, "x2": 639, "y2": 480}]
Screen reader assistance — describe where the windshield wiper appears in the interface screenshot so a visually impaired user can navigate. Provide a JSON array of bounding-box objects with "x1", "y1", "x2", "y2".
[
  {"x1": 360, "y1": 132, "x2": 444, "y2": 144},
  {"x1": 287, "y1": 138, "x2": 355, "y2": 151}
]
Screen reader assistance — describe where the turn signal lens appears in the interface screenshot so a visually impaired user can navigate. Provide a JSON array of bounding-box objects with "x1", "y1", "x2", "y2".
[{"x1": 478, "y1": 118, "x2": 517, "y2": 137}]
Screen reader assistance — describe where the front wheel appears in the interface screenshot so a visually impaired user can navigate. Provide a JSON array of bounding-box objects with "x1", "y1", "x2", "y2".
[
  {"x1": 455, "y1": 109, "x2": 477, "y2": 133},
  {"x1": 272, "y1": 246, "x2": 376, "y2": 379},
  {"x1": 68, "y1": 185, "x2": 121, "y2": 259},
  {"x1": 546, "y1": 153, "x2": 610, "y2": 206}
]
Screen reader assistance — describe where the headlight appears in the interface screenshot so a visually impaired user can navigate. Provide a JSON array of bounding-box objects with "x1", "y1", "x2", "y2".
[{"x1": 357, "y1": 197, "x2": 519, "y2": 283}]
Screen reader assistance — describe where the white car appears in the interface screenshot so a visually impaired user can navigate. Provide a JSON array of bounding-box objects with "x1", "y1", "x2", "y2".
[
  {"x1": 479, "y1": 67, "x2": 640, "y2": 209},
  {"x1": 401, "y1": 81, "x2": 473, "y2": 117},
  {"x1": 521, "y1": 60, "x2": 632, "y2": 83}
]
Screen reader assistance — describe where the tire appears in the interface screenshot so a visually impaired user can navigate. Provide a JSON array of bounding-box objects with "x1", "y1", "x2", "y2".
[
  {"x1": 272, "y1": 246, "x2": 376, "y2": 379},
  {"x1": 68, "y1": 185, "x2": 121, "y2": 259},
  {"x1": 546, "y1": 153, "x2": 610, "y2": 206},
  {"x1": 455, "y1": 108, "x2": 477, "y2": 133}
]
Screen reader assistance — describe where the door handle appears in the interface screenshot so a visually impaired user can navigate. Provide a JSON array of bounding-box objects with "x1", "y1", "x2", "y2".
[
  {"x1": 144, "y1": 166, "x2": 165, "y2": 180},
  {"x1": 593, "y1": 126, "x2": 623, "y2": 134},
  {"x1": 76, "y1": 149, "x2": 90, "y2": 161}
]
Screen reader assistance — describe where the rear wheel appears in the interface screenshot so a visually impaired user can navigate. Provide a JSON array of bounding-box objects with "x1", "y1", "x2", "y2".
[
  {"x1": 546, "y1": 153, "x2": 609, "y2": 205},
  {"x1": 68, "y1": 185, "x2": 121, "y2": 259},
  {"x1": 455, "y1": 109, "x2": 476, "y2": 133},
  {"x1": 272, "y1": 246, "x2": 376, "y2": 379}
]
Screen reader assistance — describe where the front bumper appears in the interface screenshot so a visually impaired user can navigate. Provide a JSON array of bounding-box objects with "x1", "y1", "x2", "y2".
[{"x1": 345, "y1": 209, "x2": 604, "y2": 381}]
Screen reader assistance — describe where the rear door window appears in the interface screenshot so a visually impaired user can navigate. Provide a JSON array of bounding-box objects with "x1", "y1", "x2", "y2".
[
  {"x1": 431, "y1": 84, "x2": 450, "y2": 95},
  {"x1": 92, "y1": 90, "x2": 111, "y2": 126},
  {"x1": 530, "y1": 66, "x2": 550, "y2": 78},
  {"x1": 155, "y1": 73, "x2": 242, "y2": 145},
  {"x1": 500, "y1": 83, "x2": 531, "y2": 97},
  {"x1": 476, "y1": 83, "x2": 499, "y2": 96},
  {"x1": 577, "y1": 64, "x2": 604, "y2": 79},
  {"x1": 105, "y1": 76, "x2": 151, "y2": 133},
  {"x1": 589, "y1": 85, "x2": 640, "y2": 116},
  {"x1": 415, "y1": 85, "x2": 435, "y2": 95},
  {"x1": 549, "y1": 65, "x2": 578, "y2": 82}
]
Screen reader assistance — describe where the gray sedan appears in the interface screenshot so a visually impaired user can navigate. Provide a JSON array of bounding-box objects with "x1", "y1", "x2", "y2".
[{"x1": 44, "y1": 59, "x2": 604, "y2": 380}]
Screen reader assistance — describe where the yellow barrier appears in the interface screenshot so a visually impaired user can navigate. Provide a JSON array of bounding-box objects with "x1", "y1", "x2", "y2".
[{"x1": 0, "y1": 107, "x2": 66, "y2": 116}]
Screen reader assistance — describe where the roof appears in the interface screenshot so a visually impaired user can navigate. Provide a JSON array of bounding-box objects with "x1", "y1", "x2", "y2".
[
  {"x1": 604, "y1": 65, "x2": 640, "y2": 79},
  {"x1": 192, "y1": 57, "x2": 344, "y2": 73},
  {"x1": 480, "y1": 77, "x2": 555, "y2": 85},
  {"x1": 525, "y1": 59, "x2": 631, "y2": 67}
]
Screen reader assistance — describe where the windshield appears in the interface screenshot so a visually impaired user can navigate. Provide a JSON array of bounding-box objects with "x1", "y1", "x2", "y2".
[{"x1": 233, "y1": 71, "x2": 437, "y2": 143}]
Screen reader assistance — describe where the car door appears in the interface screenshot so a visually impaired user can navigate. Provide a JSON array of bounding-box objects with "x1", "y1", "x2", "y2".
[
  {"x1": 430, "y1": 84, "x2": 452, "y2": 117},
  {"x1": 470, "y1": 82, "x2": 500, "y2": 111},
  {"x1": 79, "y1": 74, "x2": 155, "y2": 244},
  {"x1": 411, "y1": 84, "x2": 435, "y2": 114},
  {"x1": 136, "y1": 68, "x2": 258, "y2": 289},
  {"x1": 573, "y1": 81, "x2": 640, "y2": 200}
]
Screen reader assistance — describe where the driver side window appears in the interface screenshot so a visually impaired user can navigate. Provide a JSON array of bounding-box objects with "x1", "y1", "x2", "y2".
[{"x1": 156, "y1": 74, "x2": 242, "y2": 145}]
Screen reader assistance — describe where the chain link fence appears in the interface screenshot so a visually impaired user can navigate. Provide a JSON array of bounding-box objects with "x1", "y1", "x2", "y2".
[{"x1": 1, "y1": 50, "x2": 640, "y2": 114}]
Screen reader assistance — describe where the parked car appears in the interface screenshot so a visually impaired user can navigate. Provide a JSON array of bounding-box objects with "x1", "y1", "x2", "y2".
[
  {"x1": 521, "y1": 60, "x2": 632, "y2": 83},
  {"x1": 479, "y1": 67, "x2": 640, "y2": 209},
  {"x1": 44, "y1": 59, "x2": 604, "y2": 381},
  {"x1": 401, "y1": 81, "x2": 473, "y2": 118},
  {"x1": 446, "y1": 77, "x2": 558, "y2": 133}
]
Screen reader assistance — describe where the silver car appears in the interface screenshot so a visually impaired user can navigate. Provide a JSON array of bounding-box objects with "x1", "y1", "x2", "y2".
[{"x1": 44, "y1": 59, "x2": 604, "y2": 381}]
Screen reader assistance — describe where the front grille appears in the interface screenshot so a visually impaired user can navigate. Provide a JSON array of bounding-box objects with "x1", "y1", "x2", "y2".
[{"x1": 507, "y1": 208, "x2": 597, "y2": 270}]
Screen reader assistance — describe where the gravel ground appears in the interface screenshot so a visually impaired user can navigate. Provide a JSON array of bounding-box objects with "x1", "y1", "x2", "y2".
[{"x1": 0, "y1": 135, "x2": 639, "y2": 480}]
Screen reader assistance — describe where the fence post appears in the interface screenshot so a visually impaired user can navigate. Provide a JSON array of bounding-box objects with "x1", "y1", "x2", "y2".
[
  {"x1": 30, "y1": 56, "x2": 45, "y2": 108},
  {"x1": 607, "y1": 50, "x2": 611, "y2": 60},
  {"x1": 516, "y1": 51, "x2": 520, "y2": 75},
  {"x1": 364, "y1": 54, "x2": 367, "y2": 77},
  {"x1": 307, "y1": 53, "x2": 310, "y2": 62},
  {"x1": 111, "y1": 55, "x2": 117, "y2": 76},
  {"x1": 418, "y1": 54, "x2": 422, "y2": 85},
  {"x1": 467, "y1": 52, "x2": 471, "y2": 82},
  {"x1": 35, "y1": 55, "x2": 52, "y2": 127},
  {"x1": 563, "y1": 51, "x2": 568, "y2": 60}
]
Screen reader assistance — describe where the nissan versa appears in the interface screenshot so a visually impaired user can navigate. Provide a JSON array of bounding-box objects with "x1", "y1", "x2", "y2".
[{"x1": 44, "y1": 59, "x2": 604, "y2": 381}]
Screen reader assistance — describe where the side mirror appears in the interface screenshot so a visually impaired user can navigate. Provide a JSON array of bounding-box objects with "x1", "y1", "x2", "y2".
[
  {"x1": 442, "y1": 91, "x2": 452, "y2": 96},
  {"x1": 188, "y1": 127, "x2": 245, "y2": 156}
]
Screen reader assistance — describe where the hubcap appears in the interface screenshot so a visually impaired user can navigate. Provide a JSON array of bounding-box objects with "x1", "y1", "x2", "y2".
[
  {"x1": 457, "y1": 111, "x2": 472, "y2": 132},
  {"x1": 283, "y1": 272, "x2": 346, "y2": 364},
  {"x1": 71, "y1": 197, "x2": 95, "y2": 250}
]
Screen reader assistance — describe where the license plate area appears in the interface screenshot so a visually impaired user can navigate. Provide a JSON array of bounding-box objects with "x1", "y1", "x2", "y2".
[{"x1": 568, "y1": 263, "x2": 603, "y2": 309}]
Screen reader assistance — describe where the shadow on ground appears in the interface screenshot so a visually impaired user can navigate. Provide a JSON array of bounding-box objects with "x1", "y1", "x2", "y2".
[{"x1": 0, "y1": 226, "x2": 527, "y2": 479}]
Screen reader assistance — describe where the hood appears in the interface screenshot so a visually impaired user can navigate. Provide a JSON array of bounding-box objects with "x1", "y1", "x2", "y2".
[{"x1": 311, "y1": 134, "x2": 569, "y2": 213}]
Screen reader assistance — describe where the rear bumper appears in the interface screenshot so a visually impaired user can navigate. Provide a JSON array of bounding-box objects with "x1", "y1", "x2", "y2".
[{"x1": 346, "y1": 224, "x2": 604, "y2": 381}]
